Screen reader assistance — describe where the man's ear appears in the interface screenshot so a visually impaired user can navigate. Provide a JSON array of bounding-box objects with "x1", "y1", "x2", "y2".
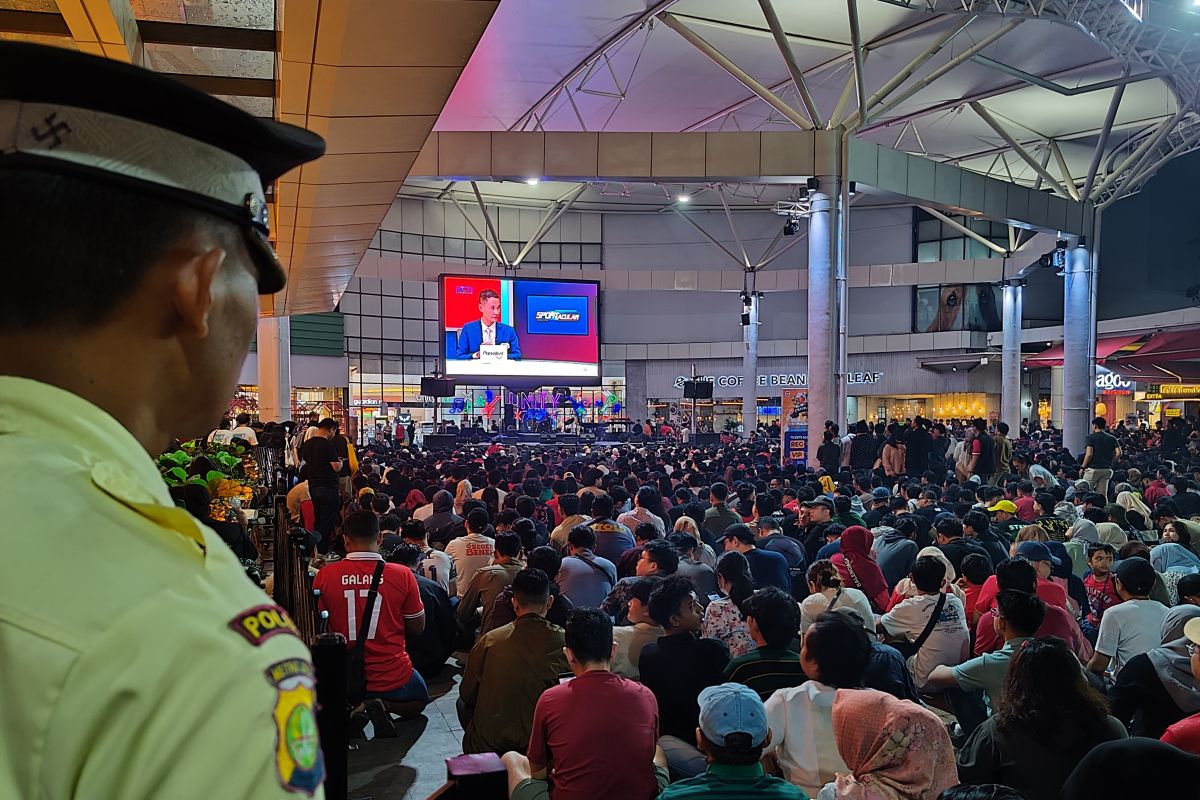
[{"x1": 171, "y1": 245, "x2": 226, "y2": 338}]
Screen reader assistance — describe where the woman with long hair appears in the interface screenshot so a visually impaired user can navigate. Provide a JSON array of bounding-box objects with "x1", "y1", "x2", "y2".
[
  {"x1": 480, "y1": 485, "x2": 501, "y2": 518},
  {"x1": 701, "y1": 550, "x2": 756, "y2": 657},
  {"x1": 831, "y1": 526, "x2": 891, "y2": 611},
  {"x1": 958, "y1": 636, "x2": 1127, "y2": 800},
  {"x1": 800, "y1": 559, "x2": 873, "y2": 634},
  {"x1": 672, "y1": 516, "x2": 717, "y2": 568}
]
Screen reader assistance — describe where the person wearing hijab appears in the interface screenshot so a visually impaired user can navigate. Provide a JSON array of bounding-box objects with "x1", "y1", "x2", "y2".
[
  {"x1": 403, "y1": 488, "x2": 427, "y2": 512},
  {"x1": 958, "y1": 637, "x2": 1127, "y2": 800},
  {"x1": 832, "y1": 526, "x2": 891, "y2": 612},
  {"x1": 1161, "y1": 614, "x2": 1200, "y2": 754},
  {"x1": 815, "y1": 688, "x2": 958, "y2": 800},
  {"x1": 1151, "y1": 542, "x2": 1200, "y2": 576},
  {"x1": 453, "y1": 479, "x2": 473, "y2": 516},
  {"x1": 1061, "y1": 737, "x2": 1200, "y2": 799},
  {"x1": 887, "y1": 546, "x2": 966, "y2": 611},
  {"x1": 1116, "y1": 489, "x2": 1153, "y2": 523},
  {"x1": 1108, "y1": 605, "x2": 1200, "y2": 738}
]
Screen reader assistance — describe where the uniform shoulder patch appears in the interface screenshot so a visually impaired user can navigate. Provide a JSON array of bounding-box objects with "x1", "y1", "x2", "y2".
[
  {"x1": 265, "y1": 658, "x2": 325, "y2": 795},
  {"x1": 229, "y1": 604, "x2": 300, "y2": 646}
]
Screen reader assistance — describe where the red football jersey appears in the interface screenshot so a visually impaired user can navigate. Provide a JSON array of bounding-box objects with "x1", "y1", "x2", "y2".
[{"x1": 314, "y1": 553, "x2": 424, "y2": 690}]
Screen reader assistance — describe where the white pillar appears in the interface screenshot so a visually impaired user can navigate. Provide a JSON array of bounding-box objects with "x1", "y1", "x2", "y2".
[
  {"x1": 741, "y1": 291, "x2": 760, "y2": 438},
  {"x1": 806, "y1": 175, "x2": 840, "y2": 467},
  {"x1": 257, "y1": 316, "x2": 292, "y2": 422},
  {"x1": 1050, "y1": 365, "x2": 1064, "y2": 428},
  {"x1": 1063, "y1": 243, "x2": 1092, "y2": 455},
  {"x1": 1001, "y1": 282, "x2": 1023, "y2": 436}
]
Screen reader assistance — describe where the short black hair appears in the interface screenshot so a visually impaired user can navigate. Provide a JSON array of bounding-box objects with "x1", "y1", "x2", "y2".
[
  {"x1": 960, "y1": 553, "x2": 993, "y2": 585},
  {"x1": 379, "y1": 513, "x2": 402, "y2": 532},
  {"x1": 1177, "y1": 572, "x2": 1200, "y2": 602},
  {"x1": 400, "y1": 519, "x2": 427, "y2": 541},
  {"x1": 994, "y1": 589, "x2": 1045, "y2": 636},
  {"x1": 564, "y1": 608, "x2": 613, "y2": 665},
  {"x1": 591, "y1": 494, "x2": 615, "y2": 519},
  {"x1": 710, "y1": 482, "x2": 729, "y2": 501},
  {"x1": 629, "y1": 575, "x2": 663, "y2": 605},
  {"x1": 995, "y1": 557, "x2": 1037, "y2": 594},
  {"x1": 648, "y1": 575, "x2": 697, "y2": 628},
  {"x1": 911, "y1": 555, "x2": 947, "y2": 592},
  {"x1": 936, "y1": 517, "x2": 964, "y2": 539},
  {"x1": 527, "y1": 546, "x2": 562, "y2": 581},
  {"x1": 388, "y1": 543, "x2": 422, "y2": 568},
  {"x1": 0, "y1": 170, "x2": 240, "y2": 331},
  {"x1": 511, "y1": 568, "x2": 551, "y2": 607},
  {"x1": 558, "y1": 492, "x2": 580, "y2": 516},
  {"x1": 743, "y1": 587, "x2": 799, "y2": 648},
  {"x1": 699, "y1": 731, "x2": 766, "y2": 766},
  {"x1": 643, "y1": 539, "x2": 680, "y2": 574},
  {"x1": 343, "y1": 510, "x2": 380, "y2": 542},
  {"x1": 567, "y1": 525, "x2": 596, "y2": 550},
  {"x1": 635, "y1": 521, "x2": 661, "y2": 543},
  {"x1": 494, "y1": 531, "x2": 522, "y2": 558},
  {"x1": 804, "y1": 612, "x2": 870, "y2": 687},
  {"x1": 963, "y1": 510, "x2": 991, "y2": 535},
  {"x1": 467, "y1": 508, "x2": 490, "y2": 532},
  {"x1": 667, "y1": 531, "x2": 697, "y2": 553},
  {"x1": 371, "y1": 493, "x2": 391, "y2": 514}
]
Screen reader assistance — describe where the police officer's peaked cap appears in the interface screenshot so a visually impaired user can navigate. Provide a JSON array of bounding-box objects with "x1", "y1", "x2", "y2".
[{"x1": 0, "y1": 41, "x2": 325, "y2": 294}]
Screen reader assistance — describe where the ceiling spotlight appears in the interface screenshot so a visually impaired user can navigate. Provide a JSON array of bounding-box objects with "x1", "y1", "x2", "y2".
[
  {"x1": 848, "y1": 181, "x2": 857, "y2": 196},
  {"x1": 1045, "y1": 342, "x2": 1053, "y2": 347},
  {"x1": 952, "y1": 366, "x2": 958, "y2": 372},
  {"x1": 677, "y1": 194, "x2": 691, "y2": 203},
  {"x1": 525, "y1": 178, "x2": 540, "y2": 186},
  {"x1": 783, "y1": 219, "x2": 799, "y2": 236}
]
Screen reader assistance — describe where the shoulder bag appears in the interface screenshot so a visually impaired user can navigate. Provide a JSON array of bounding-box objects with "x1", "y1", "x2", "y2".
[
  {"x1": 347, "y1": 560, "x2": 385, "y2": 706},
  {"x1": 890, "y1": 591, "x2": 947, "y2": 660}
]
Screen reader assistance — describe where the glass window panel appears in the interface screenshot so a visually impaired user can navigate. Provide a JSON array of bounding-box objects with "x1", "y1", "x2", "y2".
[
  {"x1": 541, "y1": 242, "x2": 561, "y2": 262},
  {"x1": 918, "y1": 219, "x2": 940, "y2": 241},
  {"x1": 402, "y1": 233, "x2": 422, "y2": 254},
  {"x1": 444, "y1": 237, "x2": 465, "y2": 258},
  {"x1": 561, "y1": 243, "x2": 581, "y2": 263},
  {"x1": 966, "y1": 239, "x2": 990, "y2": 259},
  {"x1": 970, "y1": 218, "x2": 990, "y2": 234},
  {"x1": 379, "y1": 231, "x2": 401, "y2": 252},
  {"x1": 465, "y1": 239, "x2": 485, "y2": 261},
  {"x1": 940, "y1": 238, "x2": 964, "y2": 260},
  {"x1": 423, "y1": 236, "x2": 444, "y2": 256},
  {"x1": 917, "y1": 241, "x2": 940, "y2": 262},
  {"x1": 582, "y1": 244, "x2": 602, "y2": 263}
]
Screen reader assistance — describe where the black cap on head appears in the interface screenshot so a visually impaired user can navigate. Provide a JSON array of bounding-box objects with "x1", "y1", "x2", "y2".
[{"x1": 0, "y1": 42, "x2": 325, "y2": 294}]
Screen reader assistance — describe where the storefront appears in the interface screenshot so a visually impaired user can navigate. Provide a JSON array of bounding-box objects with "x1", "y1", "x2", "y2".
[
  {"x1": 228, "y1": 385, "x2": 348, "y2": 428},
  {"x1": 1136, "y1": 383, "x2": 1200, "y2": 427}
]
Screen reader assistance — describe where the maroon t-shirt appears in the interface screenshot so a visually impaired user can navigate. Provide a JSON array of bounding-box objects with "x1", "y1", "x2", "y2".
[{"x1": 527, "y1": 670, "x2": 660, "y2": 800}]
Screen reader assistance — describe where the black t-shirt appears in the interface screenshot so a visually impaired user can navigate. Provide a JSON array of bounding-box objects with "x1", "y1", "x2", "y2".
[
  {"x1": 1085, "y1": 431, "x2": 1118, "y2": 469},
  {"x1": 638, "y1": 633, "x2": 730, "y2": 740},
  {"x1": 300, "y1": 436, "x2": 340, "y2": 488}
]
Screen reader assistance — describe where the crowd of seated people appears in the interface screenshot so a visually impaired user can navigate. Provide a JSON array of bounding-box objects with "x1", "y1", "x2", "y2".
[{"x1": 281, "y1": 412, "x2": 1200, "y2": 797}]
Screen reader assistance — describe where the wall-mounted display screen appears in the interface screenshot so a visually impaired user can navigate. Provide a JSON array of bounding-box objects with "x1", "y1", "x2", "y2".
[
  {"x1": 913, "y1": 284, "x2": 1002, "y2": 333},
  {"x1": 441, "y1": 274, "x2": 601, "y2": 385}
]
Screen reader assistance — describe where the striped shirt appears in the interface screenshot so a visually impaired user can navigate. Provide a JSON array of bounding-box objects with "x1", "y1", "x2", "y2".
[{"x1": 723, "y1": 647, "x2": 807, "y2": 700}]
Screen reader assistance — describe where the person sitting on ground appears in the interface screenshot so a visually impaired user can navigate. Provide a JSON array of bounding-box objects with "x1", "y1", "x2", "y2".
[
  {"x1": 387, "y1": 543, "x2": 455, "y2": 683},
  {"x1": 1088, "y1": 555, "x2": 1169, "y2": 677},
  {"x1": 398, "y1": 517, "x2": 456, "y2": 596},
  {"x1": 459, "y1": 568, "x2": 568, "y2": 755},
  {"x1": 673, "y1": 515, "x2": 719, "y2": 568},
  {"x1": 657, "y1": 683, "x2": 808, "y2": 800},
  {"x1": 586, "y1": 494, "x2": 635, "y2": 563},
  {"x1": 1108, "y1": 604, "x2": 1200, "y2": 738},
  {"x1": 763, "y1": 612, "x2": 868, "y2": 796},
  {"x1": 603, "y1": 538, "x2": 680, "y2": 622},
  {"x1": 799, "y1": 559, "x2": 873, "y2": 635},
  {"x1": 702, "y1": 550, "x2": 757, "y2": 658},
  {"x1": 972, "y1": 537, "x2": 1069, "y2": 616},
  {"x1": 615, "y1": 521, "x2": 662, "y2": 579},
  {"x1": 670, "y1": 531, "x2": 720, "y2": 599},
  {"x1": 957, "y1": 637, "x2": 1127, "y2": 800},
  {"x1": 928, "y1": 589, "x2": 1046, "y2": 739},
  {"x1": 444, "y1": 507, "x2": 495, "y2": 600},
  {"x1": 313, "y1": 510, "x2": 427, "y2": 738},
  {"x1": 817, "y1": 688, "x2": 959, "y2": 800},
  {"x1": 555, "y1": 525, "x2": 617, "y2": 608},
  {"x1": 704, "y1": 481, "x2": 741, "y2": 543},
  {"x1": 1160, "y1": 613, "x2": 1200, "y2": 754},
  {"x1": 488, "y1": 545, "x2": 575, "y2": 634},
  {"x1": 170, "y1": 483, "x2": 259, "y2": 562},
  {"x1": 639, "y1": 575, "x2": 732, "y2": 780},
  {"x1": 878, "y1": 555, "x2": 970, "y2": 692},
  {"x1": 830, "y1": 525, "x2": 891, "y2": 612},
  {"x1": 873, "y1": 516, "x2": 919, "y2": 592},
  {"x1": 935, "y1": 516, "x2": 993, "y2": 581},
  {"x1": 1061, "y1": 736, "x2": 1200, "y2": 800},
  {"x1": 549, "y1": 492, "x2": 590, "y2": 551},
  {"x1": 724, "y1": 523, "x2": 792, "y2": 593},
  {"x1": 958, "y1": 552, "x2": 993, "y2": 627},
  {"x1": 724, "y1": 586, "x2": 807, "y2": 700},
  {"x1": 457, "y1": 531, "x2": 524, "y2": 640},
  {"x1": 500, "y1": 608, "x2": 668, "y2": 800},
  {"x1": 611, "y1": 576, "x2": 665, "y2": 680}
]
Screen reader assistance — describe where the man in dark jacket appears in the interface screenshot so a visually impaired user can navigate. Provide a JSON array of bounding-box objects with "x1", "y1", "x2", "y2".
[
  {"x1": 425, "y1": 489, "x2": 462, "y2": 548},
  {"x1": 934, "y1": 516, "x2": 992, "y2": 580},
  {"x1": 390, "y1": 544, "x2": 455, "y2": 680},
  {"x1": 905, "y1": 417, "x2": 932, "y2": 477}
]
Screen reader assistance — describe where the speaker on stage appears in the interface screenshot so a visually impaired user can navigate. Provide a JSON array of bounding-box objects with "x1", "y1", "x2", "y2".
[
  {"x1": 693, "y1": 432, "x2": 721, "y2": 446},
  {"x1": 683, "y1": 380, "x2": 714, "y2": 400},
  {"x1": 420, "y1": 377, "x2": 456, "y2": 398},
  {"x1": 424, "y1": 434, "x2": 458, "y2": 450}
]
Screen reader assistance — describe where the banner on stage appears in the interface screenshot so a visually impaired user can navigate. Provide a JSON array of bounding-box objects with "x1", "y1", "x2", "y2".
[{"x1": 781, "y1": 388, "x2": 808, "y2": 467}]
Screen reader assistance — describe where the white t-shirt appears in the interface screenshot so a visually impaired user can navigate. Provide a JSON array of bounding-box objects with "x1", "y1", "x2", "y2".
[
  {"x1": 413, "y1": 504, "x2": 434, "y2": 522},
  {"x1": 880, "y1": 592, "x2": 970, "y2": 689},
  {"x1": 764, "y1": 680, "x2": 848, "y2": 797},
  {"x1": 415, "y1": 547, "x2": 455, "y2": 595},
  {"x1": 472, "y1": 487, "x2": 507, "y2": 506},
  {"x1": 1095, "y1": 597, "x2": 1169, "y2": 675},
  {"x1": 229, "y1": 426, "x2": 258, "y2": 446},
  {"x1": 444, "y1": 533, "x2": 495, "y2": 598},
  {"x1": 799, "y1": 587, "x2": 874, "y2": 634}
]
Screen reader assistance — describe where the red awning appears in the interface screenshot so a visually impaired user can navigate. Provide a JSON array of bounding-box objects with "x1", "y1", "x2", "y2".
[
  {"x1": 1025, "y1": 333, "x2": 1145, "y2": 367},
  {"x1": 1117, "y1": 330, "x2": 1200, "y2": 363}
]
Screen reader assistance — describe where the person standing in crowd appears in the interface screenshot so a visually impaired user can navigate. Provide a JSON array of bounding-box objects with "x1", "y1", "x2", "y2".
[
  {"x1": 459, "y1": 568, "x2": 568, "y2": 755},
  {"x1": 301, "y1": 418, "x2": 344, "y2": 552},
  {"x1": 639, "y1": 575, "x2": 732, "y2": 779},
  {"x1": 501, "y1": 608, "x2": 668, "y2": 800},
  {"x1": 991, "y1": 422, "x2": 1013, "y2": 486},
  {"x1": 958, "y1": 637, "x2": 1127, "y2": 800},
  {"x1": 658, "y1": 683, "x2": 808, "y2": 800},
  {"x1": 1081, "y1": 416, "x2": 1121, "y2": 499},
  {"x1": 0, "y1": 43, "x2": 328, "y2": 797},
  {"x1": 965, "y1": 418, "x2": 996, "y2": 486},
  {"x1": 314, "y1": 511, "x2": 427, "y2": 737}
]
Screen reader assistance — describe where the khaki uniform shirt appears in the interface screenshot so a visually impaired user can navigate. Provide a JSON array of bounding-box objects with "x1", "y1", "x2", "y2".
[{"x1": 0, "y1": 377, "x2": 324, "y2": 799}]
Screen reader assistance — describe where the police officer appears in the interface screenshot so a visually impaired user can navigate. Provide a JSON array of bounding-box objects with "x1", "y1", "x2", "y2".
[{"x1": 0, "y1": 43, "x2": 327, "y2": 798}]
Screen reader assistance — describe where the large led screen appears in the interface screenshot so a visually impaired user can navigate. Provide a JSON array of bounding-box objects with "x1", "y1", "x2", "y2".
[{"x1": 441, "y1": 274, "x2": 601, "y2": 384}]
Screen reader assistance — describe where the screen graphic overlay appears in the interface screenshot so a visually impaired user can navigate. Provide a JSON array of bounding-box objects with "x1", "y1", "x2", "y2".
[{"x1": 442, "y1": 275, "x2": 600, "y2": 384}]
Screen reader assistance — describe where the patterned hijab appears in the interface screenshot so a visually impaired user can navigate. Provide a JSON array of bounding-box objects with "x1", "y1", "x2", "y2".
[
  {"x1": 830, "y1": 689, "x2": 958, "y2": 800},
  {"x1": 1147, "y1": 605, "x2": 1200, "y2": 714}
]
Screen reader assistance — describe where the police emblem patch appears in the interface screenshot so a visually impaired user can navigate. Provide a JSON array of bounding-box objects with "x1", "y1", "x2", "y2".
[
  {"x1": 229, "y1": 604, "x2": 300, "y2": 646},
  {"x1": 265, "y1": 658, "x2": 324, "y2": 795}
]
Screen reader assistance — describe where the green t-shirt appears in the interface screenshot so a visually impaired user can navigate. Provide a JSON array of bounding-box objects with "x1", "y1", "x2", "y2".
[{"x1": 658, "y1": 763, "x2": 809, "y2": 800}]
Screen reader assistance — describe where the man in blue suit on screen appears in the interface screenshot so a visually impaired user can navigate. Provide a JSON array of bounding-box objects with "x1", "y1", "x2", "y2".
[{"x1": 454, "y1": 288, "x2": 521, "y2": 360}]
